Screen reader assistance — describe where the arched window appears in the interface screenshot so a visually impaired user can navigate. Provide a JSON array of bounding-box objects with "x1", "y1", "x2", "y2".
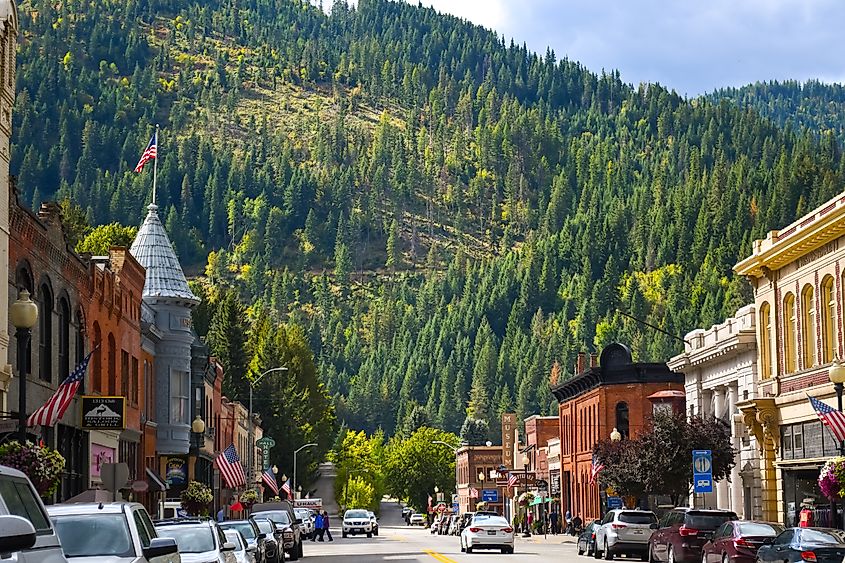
[
  {"x1": 615, "y1": 401, "x2": 629, "y2": 439},
  {"x1": 57, "y1": 298, "x2": 70, "y2": 380},
  {"x1": 784, "y1": 293, "x2": 797, "y2": 373},
  {"x1": 92, "y1": 323, "x2": 102, "y2": 392},
  {"x1": 75, "y1": 310, "x2": 85, "y2": 364},
  {"x1": 760, "y1": 302, "x2": 773, "y2": 379},
  {"x1": 822, "y1": 276, "x2": 837, "y2": 364},
  {"x1": 39, "y1": 282, "x2": 53, "y2": 383},
  {"x1": 107, "y1": 333, "x2": 116, "y2": 396},
  {"x1": 801, "y1": 284, "x2": 816, "y2": 369}
]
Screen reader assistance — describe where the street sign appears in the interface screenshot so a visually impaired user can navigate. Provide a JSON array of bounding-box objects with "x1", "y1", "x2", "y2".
[
  {"x1": 692, "y1": 449, "x2": 713, "y2": 494},
  {"x1": 607, "y1": 496, "x2": 623, "y2": 509},
  {"x1": 452, "y1": 502, "x2": 459, "y2": 513},
  {"x1": 482, "y1": 489, "x2": 499, "y2": 502},
  {"x1": 101, "y1": 462, "x2": 130, "y2": 493},
  {"x1": 256, "y1": 437, "x2": 276, "y2": 470}
]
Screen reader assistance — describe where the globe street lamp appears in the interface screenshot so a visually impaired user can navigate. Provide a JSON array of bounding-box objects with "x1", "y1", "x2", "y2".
[
  {"x1": 830, "y1": 358, "x2": 845, "y2": 455},
  {"x1": 610, "y1": 428, "x2": 622, "y2": 442},
  {"x1": 191, "y1": 415, "x2": 206, "y2": 449},
  {"x1": 10, "y1": 289, "x2": 38, "y2": 443}
]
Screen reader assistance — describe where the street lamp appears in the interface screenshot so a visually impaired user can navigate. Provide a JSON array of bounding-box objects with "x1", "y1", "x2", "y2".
[
  {"x1": 293, "y1": 442, "x2": 317, "y2": 500},
  {"x1": 831, "y1": 359, "x2": 845, "y2": 530},
  {"x1": 432, "y1": 440, "x2": 460, "y2": 453},
  {"x1": 272, "y1": 465, "x2": 278, "y2": 475},
  {"x1": 478, "y1": 471, "x2": 485, "y2": 483},
  {"x1": 248, "y1": 366, "x2": 288, "y2": 489},
  {"x1": 191, "y1": 415, "x2": 206, "y2": 449},
  {"x1": 10, "y1": 289, "x2": 38, "y2": 443},
  {"x1": 610, "y1": 428, "x2": 622, "y2": 442}
]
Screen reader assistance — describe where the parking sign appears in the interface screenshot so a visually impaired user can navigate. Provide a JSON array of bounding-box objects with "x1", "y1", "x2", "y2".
[{"x1": 692, "y1": 450, "x2": 713, "y2": 493}]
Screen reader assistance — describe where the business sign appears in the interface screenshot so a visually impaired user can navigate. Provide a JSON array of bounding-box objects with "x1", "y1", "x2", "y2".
[
  {"x1": 692, "y1": 449, "x2": 713, "y2": 494},
  {"x1": 81, "y1": 396, "x2": 125, "y2": 430},
  {"x1": 90, "y1": 443, "x2": 115, "y2": 478},
  {"x1": 256, "y1": 436, "x2": 276, "y2": 470},
  {"x1": 165, "y1": 457, "x2": 187, "y2": 486},
  {"x1": 607, "y1": 496, "x2": 623, "y2": 509},
  {"x1": 294, "y1": 498, "x2": 323, "y2": 510},
  {"x1": 502, "y1": 413, "x2": 517, "y2": 466},
  {"x1": 482, "y1": 489, "x2": 499, "y2": 502}
]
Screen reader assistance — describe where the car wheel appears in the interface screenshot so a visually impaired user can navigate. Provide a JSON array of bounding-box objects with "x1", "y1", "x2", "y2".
[
  {"x1": 722, "y1": 555, "x2": 729, "y2": 563},
  {"x1": 604, "y1": 541, "x2": 614, "y2": 561},
  {"x1": 367, "y1": 532, "x2": 373, "y2": 538},
  {"x1": 342, "y1": 532, "x2": 347, "y2": 538},
  {"x1": 668, "y1": 546, "x2": 676, "y2": 563},
  {"x1": 289, "y1": 545, "x2": 299, "y2": 561},
  {"x1": 649, "y1": 544, "x2": 658, "y2": 563},
  {"x1": 595, "y1": 544, "x2": 603, "y2": 559},
  {"x1": 501, "y1": 547, "x2": 509, "y2": 554}
]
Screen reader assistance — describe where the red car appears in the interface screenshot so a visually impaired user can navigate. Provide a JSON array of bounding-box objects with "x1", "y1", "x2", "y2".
[{"x1": 701, "y1": 521, "x2": 783, "y2": 563}]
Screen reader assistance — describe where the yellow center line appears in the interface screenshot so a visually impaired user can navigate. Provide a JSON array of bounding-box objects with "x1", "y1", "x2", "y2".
[{"x1": 423, "y1": 548, "x2": 459, "y2": 563}]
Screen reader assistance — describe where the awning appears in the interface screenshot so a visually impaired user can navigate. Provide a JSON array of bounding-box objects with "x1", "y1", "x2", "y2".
[{"x1": 146, "y1": 467, "x2": 169, "y2": 492}]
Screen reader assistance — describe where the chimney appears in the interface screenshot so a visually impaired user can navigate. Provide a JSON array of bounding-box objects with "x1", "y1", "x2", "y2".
[
  {"x1": 590, "y1": 353, "x2": 599, "y2": 368},
  {"x1": 576, "y1": 352, "x2": 588, "y2": 374}
]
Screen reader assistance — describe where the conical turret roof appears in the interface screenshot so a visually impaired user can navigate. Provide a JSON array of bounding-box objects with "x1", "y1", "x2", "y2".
[{"x1": 130, "y1": 203, "x2": 199, "y2": 305}]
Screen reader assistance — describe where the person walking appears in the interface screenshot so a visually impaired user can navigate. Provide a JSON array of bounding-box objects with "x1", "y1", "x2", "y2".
[
  {"x1": 313, "y1": 512, "x2": 324, "y2": 541},
  {"x1": 550, "y1": 510, "x2": 559, "y2": 535},
  {"x1": 322, "y1": 510, "x2": 333, "y2": 541},
  {"x1": 216, "y1": 506, "x2": 226, "y2": 523}
]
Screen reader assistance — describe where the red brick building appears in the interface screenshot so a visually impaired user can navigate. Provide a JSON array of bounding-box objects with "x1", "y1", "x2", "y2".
[
  {"x1": 456, "y1": 445, "x2": 506, "y2": 514},
  {"x1": 551, "y1": 343, "x2": 685, "y2": 521}
]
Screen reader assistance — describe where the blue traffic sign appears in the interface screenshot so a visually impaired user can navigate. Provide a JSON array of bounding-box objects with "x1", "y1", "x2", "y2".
[
  {"x1": 693, "y1": 450, "x2": 713, "y2": 494},
  {"x1": 482, "y1": 489, "x2": 499, "y2": 502},
  {"x1": 607, "y1": 496, "x2": 623, "y2": 509}
]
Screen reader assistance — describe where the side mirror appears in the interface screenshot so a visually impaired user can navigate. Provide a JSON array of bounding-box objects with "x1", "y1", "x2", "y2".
[
  {"x1": 0, "y1": 515, "x2": 37, "y2": 555},
  {"x1": 258, "y1": 532, "x2": 268, "y2": 539},
  {"x1": 222, "y1": 541, "x2": 236, "y2": 552},
  {"x1": 143, "y1": 537, "x2": 179, "y2": 559},
  {"x1": 296, "y1": 518, "x2": 303, "y2": 525},
  {"x1": 649, "y1": 523, "x2": 659, "y2": 530}
]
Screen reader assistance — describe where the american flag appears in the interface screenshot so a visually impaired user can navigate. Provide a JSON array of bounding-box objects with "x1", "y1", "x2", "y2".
[
  {"x1": 469, "y1": 487, "x2": 479, "y2": 498},
  {"x1": 262, "y1": 468, "x2": 279, "y2": 495},
  {"x1": 281, "y1": 479, "x2": 292, "y2": 497},
  {"x1": 216, "y1": 444, "x2": 246, "y2": 488},
  {"x1": 809, "y1": 395, "x2": 845, "y2": 442},
  {"x1": 27, "y1": 351, "x2": 92, "y2": 428},
  {"x1": 134, "y1": 131, "x2": 157, "y2": 173},
  {"x1": 507, "y1": 472, "x2": 519, "y2": 489},
  {"x1": 589, "y1": 453, "x2": 605, "y2": 484}
]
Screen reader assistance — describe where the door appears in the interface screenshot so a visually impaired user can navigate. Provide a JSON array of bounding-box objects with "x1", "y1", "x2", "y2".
[
  {"x1": 706, "y1": 522, "x2": 732, "y2": 563},
  {"x1": 654, "y1": 512, "x2": 676, "y2": 561},
  {"x1": 759, "y1": 529, "x2": 793, "y2": 563}
]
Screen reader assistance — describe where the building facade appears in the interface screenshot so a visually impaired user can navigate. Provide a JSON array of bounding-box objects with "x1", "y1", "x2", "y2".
[
  {"x1": 735, "y1": 192, "x2": 845, "y2": 526},
  {"x1": 668, "y1": 305, "x2": 762, "y2": 519},
  {"x1": 456, "y1": 445, "x2": 506, "y2": 514}
]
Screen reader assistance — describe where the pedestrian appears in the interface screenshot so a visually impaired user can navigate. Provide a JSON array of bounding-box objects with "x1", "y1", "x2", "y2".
[
  {"x1": 314, "y1": 512, "x2": 324, "y2": 541},
  {"x1": 572, "y1": 514, "x2": 583, "y2": 536},
  {"x1": 550, "y1": 510, "x2": 559, "y2": 535},
  {"x1": 564, "y1": 508, "x2": 571, "y2": 534},
  {"x1": 322, "y1": 510, "x2": 333, "y2": 541},
  {"x1": 526, "y1": 511, "x2": 533, "y2": 535},
  {"x1": 216, "y1": 506, "x2": 225, "y2": 523}
]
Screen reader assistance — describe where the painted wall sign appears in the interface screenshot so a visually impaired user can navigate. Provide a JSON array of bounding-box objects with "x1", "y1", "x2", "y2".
[{"x1": 90, "y1": 443, "x2": 115, "y2": 478}]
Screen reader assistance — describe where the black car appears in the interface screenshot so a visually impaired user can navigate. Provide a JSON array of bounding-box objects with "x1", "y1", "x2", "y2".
[
  {"x1": 220, "y1": 518, "x2": 269, "y2": 563},
  {"x1": 578, "y1": 521, "x2": 601, "y2": 557},
  {"x1": 756, "y1": 528, "x2": 845, "y2": 563},
  {"x1": 252, "y1": 502, "x2": 304, "y2": 561},
  {"x1": 254, "y1": 517, "x2": 285, "y2": 563}
]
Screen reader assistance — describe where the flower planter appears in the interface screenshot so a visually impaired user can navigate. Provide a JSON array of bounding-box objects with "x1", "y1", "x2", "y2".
[
  {"x1": 819, "y1": 458, "x2": 845, "y2": 499},
  {"x1": 0, "y1": 440, "x2": 65, "y2": 498}
]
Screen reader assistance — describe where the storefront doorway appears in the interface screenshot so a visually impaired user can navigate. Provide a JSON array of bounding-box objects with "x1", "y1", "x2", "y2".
[{"x1": 782, "y1": 467, "x2": 831, "y2": 527}]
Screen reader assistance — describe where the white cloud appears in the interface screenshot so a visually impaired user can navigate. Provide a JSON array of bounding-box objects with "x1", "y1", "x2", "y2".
[{"x1": 418, "y1": 0, "x2": 510, "y2": 33}]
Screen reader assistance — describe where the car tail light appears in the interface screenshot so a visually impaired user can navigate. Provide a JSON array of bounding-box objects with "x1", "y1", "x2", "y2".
[
  {"x1": 469, "y1": 527, "x2": 482, "y2": 533},
  {"x1": 679, "y1": 526, "x2": 699, "y2": 537},
  {"x1": 801, "y1": 551, "x2": 816, "y2": 562},
  {"x1": 502, "y1": 527, "x2": 513, "y2": 533},
  {"x1": 734, "y1": 538, "x2": 753, "y2": 549},
  {"x1": 591, "y1": 533, "x2": 596, "y2": 539},
  {"x1": 612, "y1": 524, "x2": 627, "y2": 530}
]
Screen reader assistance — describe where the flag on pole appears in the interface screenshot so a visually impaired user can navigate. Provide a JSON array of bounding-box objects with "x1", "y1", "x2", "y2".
[
  {"x1": 27, "y1": 351, "x2": 93, "y2": 428},
  {"x1": 469, "y1": 487, "x2": 479, "y2": 498},
  {"x1": 134, "y1": 131, "x2": 158, "y2": 172},
  {"x1": 216, "y1": 444, "x2": 246, "y2": 488},
  {"x1": 262, "y1": 467, "x2": 279, "y2": 495},
  {"x1": 589, "y1": 453, "x2": 605, "y2": 484},
  {"x1": 809, "y1": 395, "x2": 845, "y2": 442},
  {"x1": 507, "y1": 472, "x2": 519, "y2": 489},
  {"x1": 281, "y1": 479, "x2": 292, "y2": 497}
]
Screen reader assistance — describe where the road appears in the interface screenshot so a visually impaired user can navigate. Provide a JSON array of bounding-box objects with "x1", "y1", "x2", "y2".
[{"x1": 301, "y1": 498, "x2": 578, "y2": 562}]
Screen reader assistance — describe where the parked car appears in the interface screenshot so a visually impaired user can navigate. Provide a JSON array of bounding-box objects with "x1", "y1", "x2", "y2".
[
  {"x1": 755, "y1": 528, "x2": 845, "y2": 563},
  {"x1": 294, "y1": 509, "x2": 315, "y2": 540},
  {"x1": 154, "y1": 518, "x2": 236, "y2": 563},
  {"x1": 0, "y1": 464, "x2": 69, "y2": 563},
  {"x1": 251, "y1": 502, "x2": 303, "y2": 561},
  {"x1": 367, "y1": 511, "x2": 379, "y2": 536},
  {"x1": 224, "y1": 529, "x2": 256, "y2": 563},
  {"x1": 342, "y1": 509, "x2": 373, "y2": 538},
  {"x1": 430, "y1": 514, "x2": 441, "y2": 534},
  {"x1": 409, "y1": 513, "x2": 425, "y2": 526},
  {"x1": 48, "y1": 502, "x2": 180, "y2": 563},
  {"x1": 701, "y1": 521, "x2": 783, "y2": 563},
  {"x1": 456, "y1": 512, "x2": 475, "y2": 534},
  {"x1": 219, "y1": 518, "x2": 268, "y2": 563},
  {"x1": 595, "y1": 509, "x2": 658, "y2": 560},
  {"x1": 648, "y1": 508, "x2": 738, "y2": 563},
  {"x1": 252, "y1": 518, "x2": 284, "y2": 563},
  {"x1": 578, "y1": 521, "x2": 601, "y2": 557},
  {"x1": 449, "y1": 516, "x2": 462, "y2": 536},
  {"x1": 459, "y1": 514, "x2": 514, "y2": 554}
]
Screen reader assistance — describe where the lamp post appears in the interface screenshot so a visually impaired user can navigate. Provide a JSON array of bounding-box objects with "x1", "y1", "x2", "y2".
[
  {"x1": 293, "y1": 442, "x2": 317, "y2": 500},
  {"x1": 248, "y1": 366, "x2": 287, "y2": 489},
  {"x1": 829, "y1": 359, "x2": 845, "y2": 530},
  {"x1": 10, "y1": 289, "x2": 38, "y2": 443},
  {"x1": 431, "y1": 440, "x2": 461, "y2": 453}
]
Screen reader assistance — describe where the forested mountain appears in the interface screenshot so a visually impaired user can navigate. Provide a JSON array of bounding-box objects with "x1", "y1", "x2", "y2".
[{"x1": 11, "y1": 0, "x2": 845, "y2": 440}]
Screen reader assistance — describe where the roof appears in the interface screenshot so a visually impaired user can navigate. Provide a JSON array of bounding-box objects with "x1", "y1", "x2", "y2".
[
  {"x1": 647, "y1": 390, "x2": 686, "y2": 399},
  {"x1": 0, "y1": 0, "x2": 17, "y2": 34},
  {"x1": 46, "y1": 502, "x2": 142, "y2": 516},
  {"x1": 129, "y1": 204, "x2": 199, "y2": 305}
]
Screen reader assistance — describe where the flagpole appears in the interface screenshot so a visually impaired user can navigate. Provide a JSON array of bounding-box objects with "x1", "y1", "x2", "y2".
[{"x1": 152, "y1": 124, "x2": 159, "y2": 205}]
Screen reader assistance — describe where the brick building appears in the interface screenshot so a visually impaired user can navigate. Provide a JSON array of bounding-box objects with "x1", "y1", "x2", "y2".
[
  {"x1": 456, "y1": 445, "x2": 506, "y2": 514},
  {"x1": 551, "y1": 343, "x2": 685, "y2": 521}
]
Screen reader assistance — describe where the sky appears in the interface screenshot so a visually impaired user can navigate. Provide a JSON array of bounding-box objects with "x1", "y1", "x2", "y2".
[{"x1": 416, "y1": 0, "x2": 845, "y2": 96}]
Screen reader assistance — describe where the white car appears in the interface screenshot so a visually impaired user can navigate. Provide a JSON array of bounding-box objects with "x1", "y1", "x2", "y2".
[
  {"x1": 342, "y1": 509, "x2": 373, "y2": 538},
  {"x1": 367, "y1": 511, "x2": 379, "y2": 536},
  {"x1": 460, "y1": 514, "x2": 514, "y2": 554},
  {"x1": 47, "y1": 502, "x2": 180, "y2": 563},
  {"x1": 155, "y1": 518, "x2": 236, "y2": 563},
  {"x1": 223, "y1": 529, "x2": 255, "y2": 563},
  {"x1": 409, "y1": 513, "x2": 425, "y2": 526},
  {"x1": 594, "y1": 509, "x2": 657, "y2": 560},
  {"x1": 294, "y1": 508, "x2": 315, "y2": 539}
]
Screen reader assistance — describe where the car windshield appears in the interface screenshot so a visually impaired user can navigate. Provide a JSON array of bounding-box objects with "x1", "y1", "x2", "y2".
[
  {"x1": 345, "y1": 510, "x2": 369, "y2": 519},
  {"x1": 157, "y1": 524, "x2": 217, "y2": 553},
  {"x1": 738, "y1": 523, "x2": 780, "y2": 537},
  {"x1": 52, "y1": 514, "x2": 134, "y2": 557},
  {"x1": 619, "y1": 512, "x2": 657, "y2": 524},
  {"x1": 294, "y1": 509, "x2": 311, "y2": 519},
  {"x1": 685, "y1": 512, "x2": 737, "y2": 530},
  {"x1": 221, "y1": 522, "x2": 257, "y2": 540},
  {"x1": 254, "y1": 510, "x2": 291, "y2": 525},
  {"x1": 224, "y1": 530, "x2": 245, "y2": 550},
  {"x1": 802, "y1": 529, "x2": 845, "y2": 544}
]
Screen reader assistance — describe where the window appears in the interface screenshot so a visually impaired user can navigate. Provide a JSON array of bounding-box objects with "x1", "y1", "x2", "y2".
[
  {"x1": 107, "y1": 334, "x2": 116, "y2": 395},
  {"x1": 801, "y1": 284, "x2": 816, "y2": 368},
  {"x1": 131, "y1": 357, "x2": 139, "y2": 405},
  {"x1": 39, "y1": 282, "x2": 53, "y2": 383},
  {"x1": 58, "y1": 298, "x2": 70, "y2": 380},
  {"x1": 170, "y1": 370, "x2": 189, "y2": 424},
  {"x1": 75, "y1": 310, "x2": 85, "y2": 365},
  {"x1": 615, "y1": 402, "x2": 629, "y2": 439},
  {"x1": 133, "y1": 510, "x2": 152, "y2": 548},
  {"x1": 92, "y1": 323, "x2": 102, "y2": 393},
  {"x1": 760, "y1": 302, "x2": 773, "y2": 379},
  {"x1": 822, "y1": 276, "x2": 836, "y2": 363},
  {"x1": 784, "y1": 293, "x2": 797, "y2": 373},
  {"x1": 793, "y1": 424, "x2": 803, "y2": 456},
  {"x1": 121, "y1": 350, "x2": 129, "y2": 398},
  {"x1": 144, "y1": 360, "x2": 154, "y2": 421}
]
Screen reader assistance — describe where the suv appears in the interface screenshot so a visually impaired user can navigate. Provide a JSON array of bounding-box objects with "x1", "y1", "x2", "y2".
[
  {"x1": 251, "y1": 501, "x2": 303, "y2": 560},
  {"x1": 294, "y1": 508, "x2": 315, "y2": 540},
  {"x1": 342, "y1": 509, "x2": 373, "y2": 538},
  {"x1": 252, "y1": 517, "x2": 284, "y2": 563},
  {"x1": 0, "y1": 464, "x2": 68, "y2": 562},
  {"x1": 48, "y1": 502, "x2": 179, "y2": 562},
  {"x1": 648, "y1": 509, "x2": 738, "y2": 563},
  {"x1": 595, "y1": 509, "x2": 658, "y2": 560},
  {"x1": 155, "y1": 518, "x2": 237, "y2": 563}
]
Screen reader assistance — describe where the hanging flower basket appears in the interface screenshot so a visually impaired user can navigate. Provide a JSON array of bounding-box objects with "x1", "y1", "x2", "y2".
[
  {"x1": 180, "y1": 481, "x2": 213, "y2": 516},
  {"x1": 819, "y1": 458, "x2": 845, "y2": 499},
  {"x1": 517, "y1": 492, "x2": 535, "y2": 506},
  {"x1": 240, "y1": 489, "x2": 258, "y2": 508},
  {"x1": 0, "y1": 440, "x2": 65, "y2": 498}
]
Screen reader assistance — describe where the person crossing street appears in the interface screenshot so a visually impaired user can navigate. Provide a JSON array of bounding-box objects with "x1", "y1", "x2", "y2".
[
  {"x1": 322, "y1": 510, "x2": 333, "y2": 541},
  {"x1": 314, "y1": 512, "x2": 324, "y2": 541}
]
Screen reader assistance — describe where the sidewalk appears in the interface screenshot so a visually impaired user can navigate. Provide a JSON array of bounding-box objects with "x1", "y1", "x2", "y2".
[{"x1": 517, "y1": 532, "x2": 578, "y2": 545}]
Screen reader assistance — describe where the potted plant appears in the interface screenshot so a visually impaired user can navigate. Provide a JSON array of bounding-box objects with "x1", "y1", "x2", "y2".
[
  {"x1": 819, "y1": 458, "x2": 845, "y2": 499},
  {"x1": 0, "y1": 440, "x2": 65, "y2": 498},
  {"x1": 180, "y1": 481, "x2": 213, "y2": 516},
  {"x1": 240, "y1": 488, "x2": 258, "y2": 508}
]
